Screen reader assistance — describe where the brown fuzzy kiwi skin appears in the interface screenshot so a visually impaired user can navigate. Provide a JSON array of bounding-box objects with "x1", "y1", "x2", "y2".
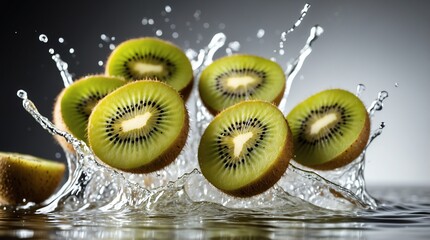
[
  {"x1": 121, "y1": 109, "x2": 190, "y2": 174},
  {"x1": 224, "y1": 120, "x2": 293, "y2": 198},
  {"x1": 202, "y1": 83, "x2": 287, "y2": 116},
  {"x1": 301, "y1": 113, "x2": 371, "y2": 171},
  {"x1": 0, "y1": 154, "x2": 65, "y2": 205}
]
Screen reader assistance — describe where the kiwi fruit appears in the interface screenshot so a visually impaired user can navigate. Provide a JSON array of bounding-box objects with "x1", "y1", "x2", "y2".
[
  {"x1": 0, "y1": 152, "x2": 65, "y2": 205},
  {"x1": 87, "y1": 80, "x2": 189, "y2": 173},
  {"x1": 286, "y1": 89, "x2": 370, "y2": 170},
  {"x1": 198, "y1": 54, "x2": 286, "y2": 115},
  {"x1": 198, "y1": 100, "x2": 293, "y2": 197},
  {"x1": 53, "y1": 75, "x2": 126, "y2": 151},
  {"x1": 105, "y1": 37, "x2": 193, "y2": 97}
]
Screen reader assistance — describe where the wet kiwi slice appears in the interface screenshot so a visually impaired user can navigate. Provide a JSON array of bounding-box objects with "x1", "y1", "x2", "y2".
[
  {"x1": 53, "y1": 75, "x2": 126, "y2": 151},
  {"x1": 286, "y1": 89, "x2": 370, "y2": 170},
  {"x1": 198, "y1": 54, "x2": 286, "y2": 114},
  {"x1": 198, "y1": 100, "x2": 293, "y2": 197},
  {"x1": 87, "y1": 80, "x2": 189, "y2": 173},
  {"x1": 0, "y1": 152, "x2": 65, "y2": 205},
  {"x1": 105, "y1": 37, "x2": 193, "y2": 97}
]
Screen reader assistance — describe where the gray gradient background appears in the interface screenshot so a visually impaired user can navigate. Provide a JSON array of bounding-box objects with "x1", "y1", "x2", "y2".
[{"x1": 3, "y1": 1, "x2": 430, "y2": 186}]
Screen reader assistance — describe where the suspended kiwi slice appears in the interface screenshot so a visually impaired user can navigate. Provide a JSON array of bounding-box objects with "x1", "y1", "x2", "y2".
[
  {"x1": 286, "y1": 89, "x2": 370, "y2": 170},
  {"x1": 198, "y1": 100, "x2": 293, "y2": 197},
  {"x1": 88, "y1": 80, "x2": 189, "y2": 173},
  {"x1": 198, "y1": 54, "x2": 286, "y2": 114},
  {"x1": 53, "y1": 75, "x2": 126, "y2": 151},
  {"x1": 105, "y1": 37, "x2": 193, "y2": 96},
  {"x1": 0, "y1": 152, "x2": 65, "y2": 205}
]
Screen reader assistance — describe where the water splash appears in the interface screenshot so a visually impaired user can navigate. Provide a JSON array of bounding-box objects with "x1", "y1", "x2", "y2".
[
  {"x1": 279, "y1": 3, "x2": 311, "y2": 55},
  {"x1": 279, "y1": 25, "x2": 324, "y2": 115},
  {"x1": 51, "y1": 54, "x2": 74, "y2": 87},
  {"x1": 368, "y1": 91, "x2": 389, "y2": 117}
]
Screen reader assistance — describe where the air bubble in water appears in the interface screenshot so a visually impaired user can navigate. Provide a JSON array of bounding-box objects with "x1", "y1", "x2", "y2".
[
  {"x1": 39, "y1": 34, "x2": 48, "y2": 43},
  {"x1": 165, "y1": 5, "x2": 172, "y2": 13},
  {"x1": 156, "y1": 30, "x2": 163, "y2": 36},
  {"x1": 58, "y1": 37, "x2": 64, "y2": 43},
  {"x1": 257, "y1": 29, "x2": 265, "y2": 38}
]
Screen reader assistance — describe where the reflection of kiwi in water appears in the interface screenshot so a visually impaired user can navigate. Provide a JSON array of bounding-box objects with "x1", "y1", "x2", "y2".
[
  {"x1": 0, "y1": 152, "x2": 65, "y2": 205},
  {"x1": 198, "y1": 54, "x2": 286, "y2": 115},
  {"x1": 53, "y1": 75, "x2": 126, "y2": 151},
  {"x1": 88, "y1": 80, "x2": 189, "y2": 173},
  {"x1": 286, "y1": 89, "x2": 370, "y2": 170},
  {"x1": 105, "y1": 37, "x2": 193, "y2": 97},
  {"x1": 198, "y1": 100, "x2": 293, "y2": 197}
]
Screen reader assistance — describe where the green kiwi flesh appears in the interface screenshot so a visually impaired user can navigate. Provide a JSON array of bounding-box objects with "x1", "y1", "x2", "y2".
[
  {"x1": 198, "y1": 54, "x2": 286, "y2": 114},
  {"x1": 88, "y1": 80, "x2": 189, "y2": 173},
  {"x1": 53, "y1": 75, "x2": 126, "y2": 151},
  {"x1": 105, "y1": 37, "x2": 193, "y2": 96},
  {"x1": 0, "y1": 152, "x2": 65, "y2": 205},
  {"x1": 286, "y1": 89, "x2": 370, "y2": 170},
  {"x1": 198, "y1": 100, "x2": 293, "y2": 197}
]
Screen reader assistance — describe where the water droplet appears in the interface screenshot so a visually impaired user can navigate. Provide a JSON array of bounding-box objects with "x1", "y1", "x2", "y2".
[
  {"x1": 100, "y1": 34, "x2": 108, "y2": 41},
  {"x1": 218, "y1": 23, "x2": 226, "y2": 30},
  {"x1": 39, "y1": 34, "x2": 48, "y2": 43},
  {"x1": 142, "y1": 18, "x2": 148, "y2": 25},
  {"x1": 378, "y1": 90, "x2": 389, "y2": 101},
  {"x1": 257, "y1": 29, "x2": 265, "y2": 38},
  {"x1": 17, "y1": 90, "x2": 27, "y2": 100},
  {"x1": 111, "y1": 36, "x2": 116, "y2": 41},
  {"x1": 98, "y1": 43, "x2": 103, "y2": 48},
  {"x1": 279, "y1": 49, "x2": 285, "y2": 55},
  {"x1": 203, "y1": 22, "x2": 210, "y2": 29},
  {"x1": 395, "y1": 82, "x2": 399, "y2": 87},
  {"x1": 193, "y1": 10, "x2": 201, "y2": 20},
  {"x1": 156, "y1": 30, "x2": 163, "y2": 36},
  {"x1": 98, "y1": 61, "x2": 104, "y2": 66},
  {"x1": 170, "y1": 24, "x2": 176, "y2": 30},
  {"x1": 109, "y1": 43, "x2": 115, "y2": 50},
  {"x1": 148, "y1": 19, "x2": 155, "y2": 25},
  {"x1": 228, "y1": 41, "x2": 240, "y2": 51},
  {"x1": 270, "y1": 57, "x2": 277, "y2": 62},
  {"x1": 172, "y1": 32, "x2": 179, "y2": 39},
  {"x1": 69, "y1": 48, "x2": 75, "y2": 54},
  {"x1": 164, "y1": 18, "x2": 170, "y2": 23},
  {"x1": 49, "y1": 48, "x2": 55, "y2": 54},
  {"x1": 165, "y1": 5, "x2": 172, "y2": 13},
  {"x1": 356, "y1": 83, "x2": 366, "y2": 97},
  {"x1": 55, "y1": 152, "x2": 62, "y2": 159},
  {"x1": 58, "y1": 37, "x2": 64, "y2": 43}
]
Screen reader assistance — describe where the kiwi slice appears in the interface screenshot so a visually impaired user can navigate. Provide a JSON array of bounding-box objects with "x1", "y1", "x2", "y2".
[
  {"x1": 0, "y1": 152, "x2": 65, "y2": 205},
  {"x1": 105, "y1": 37, "x2": 193, "y2": 97},
  {"x1": 87, "y1": 80, "x2": 189, "y2": 173},
  {"x1": 286, "y1": 89, "x2": 370, "y2": 170},
  {"x1": 198, "y1": 100, "x2": 293, "y2": 197},
  {"x1": 198, "y1": 54, "x2": 286, "y2": 114},
  {"x1": 53, "y1": 75, "x2": 126, "y2": 151}
]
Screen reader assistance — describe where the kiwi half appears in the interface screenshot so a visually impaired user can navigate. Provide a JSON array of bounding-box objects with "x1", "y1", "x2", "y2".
[
  {"x1": 105, "y1": 37, "x2": 193, "y2": 97},
  {"x1": 198, "y1": 54, "x2": 286, "y2": 115},
  {"x1": 87, "y1": 80, "x2": 189, "y2": 173},
  {"x1": 0, "y1": 152, "x2": 65, "y2": 205},
  {"x1": 198, "y1": 100, "x2": 293, "y2": 197},
  {"x1": 286, "y1": 89, "x2": 370, "y2": 170},
  {"x1": 53, "y1": 75, "x2": 126, "y2": 151}
]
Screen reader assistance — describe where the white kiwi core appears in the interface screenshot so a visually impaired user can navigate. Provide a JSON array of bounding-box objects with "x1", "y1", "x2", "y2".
[
  {"x1": 134, "y1": 62, "x2": 163, "y2": 74},
  {"x1": 226, "y1": 76, "x2": 256, "y2": 89},
  {"x1": 121, "y1": 112, "x2": 152, "y2": 132},
  {"x1": 232, "y1": 132, "x2": 253, "y2": 157},
  {"x1": 310, "y1": 113, "x2": 337, "y2": 135}
]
